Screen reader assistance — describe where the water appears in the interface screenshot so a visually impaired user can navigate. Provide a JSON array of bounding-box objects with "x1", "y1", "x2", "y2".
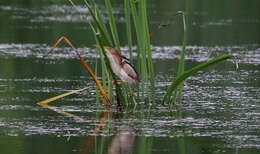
[{"x1": 0, "y1": 0, "x2": 260, "y2": 154}]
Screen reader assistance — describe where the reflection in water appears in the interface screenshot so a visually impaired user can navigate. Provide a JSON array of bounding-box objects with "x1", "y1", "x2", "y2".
[
  {"x1": 36, "y1": 86, "x2": 136, "y2": 154},
  {"x1": 0, "y1": 5, "x2": 89, "y2": 23},
  {"x1": 0, "y1": 43, "x2": 260, "y2": 153},
  {"x1": 108, "y1": 127, "x2": 136, "y2": 154},
  {"x1": 0, "y1": 0, "x2": 260, "y2": 153},
  {"x1": 80, "y1": 111, "x2": 109, "y2": 154}
]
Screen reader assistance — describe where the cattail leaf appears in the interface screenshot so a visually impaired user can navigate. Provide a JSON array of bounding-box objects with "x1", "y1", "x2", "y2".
[{"x1": 163, "y1": 55, "x2": 234, "y2": 103}]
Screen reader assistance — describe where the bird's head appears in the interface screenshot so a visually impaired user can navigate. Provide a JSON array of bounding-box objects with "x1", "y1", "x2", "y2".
[
  {"x1": 95, "y1": 45, "x2": 117, "y2": 54},
  {"x1": 95, "y1": 45, "x2": 121, "y2": 61}
]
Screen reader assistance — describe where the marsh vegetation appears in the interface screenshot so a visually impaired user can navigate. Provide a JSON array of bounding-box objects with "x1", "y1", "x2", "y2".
[{"x1": 0, "y1": 0, "x2": 259, "y2": 153}]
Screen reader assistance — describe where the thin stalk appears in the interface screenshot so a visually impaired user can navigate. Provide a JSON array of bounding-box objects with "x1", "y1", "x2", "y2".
[
  {"x1": 129, "y1": 0, "x2": 154, "y2": 101},
  {"x1": 176, "y1": 12, "x2": 187, "y2": 77},
  {"x1": 140, "y1": 0, "x2": 155, "y2": 102},
  {"x1": 172, "y1": 12, "x2": 187, "y2": 103}
]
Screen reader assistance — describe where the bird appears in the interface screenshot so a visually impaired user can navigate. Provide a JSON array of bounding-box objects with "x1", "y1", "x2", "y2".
[{"x1": 98, "y1": 46, "x2": 139, "y2": 84}]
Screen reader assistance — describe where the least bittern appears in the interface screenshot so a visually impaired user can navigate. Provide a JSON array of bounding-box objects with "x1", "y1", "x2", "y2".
[{"x1": 100, "y1": 46, "x2": 139, "y2": 84}]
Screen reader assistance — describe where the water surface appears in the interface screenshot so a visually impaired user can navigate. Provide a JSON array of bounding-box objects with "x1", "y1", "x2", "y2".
[{"x1": 0, "y1": 0, "x2": 260, "y2": 154}]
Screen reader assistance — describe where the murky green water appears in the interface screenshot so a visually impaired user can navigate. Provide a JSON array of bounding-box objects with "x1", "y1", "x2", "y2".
[{"x1": 0, "y1": 0, "x2": 260, "y2": 154}]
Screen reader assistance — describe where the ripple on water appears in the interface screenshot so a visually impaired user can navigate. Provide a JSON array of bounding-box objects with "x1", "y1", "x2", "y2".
[
  {"x1": 0, "y1": 43, "x2": 260, "y2": 150},
  {"x1": 0, "y1": 5, "x2": 89, "y2": 23},
  {"x1": 1, "y1": 44, "x2": 260, "y2": 64},
  {"x1": 0, "y1": 4, "x2": 126, "y2": 23}
]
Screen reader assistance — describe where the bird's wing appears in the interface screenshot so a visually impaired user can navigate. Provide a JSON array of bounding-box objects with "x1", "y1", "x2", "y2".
[{"x1": 122, "y1": 61, "x2": 139, "y2": 81}]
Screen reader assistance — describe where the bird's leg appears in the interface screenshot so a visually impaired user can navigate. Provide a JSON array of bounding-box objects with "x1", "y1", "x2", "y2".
[
  {"x1": 111, "y1": 79, "x2": 137, "y2": 97},
  {"x1": 128, "y1": 86, "x2": 138, "y2": 105},
  {"x1": 112, "y1": 80, "x2": 122, "y2": 85},
  {"x1": 129, "y1": 88, "x2": 137, "y2": 97}
]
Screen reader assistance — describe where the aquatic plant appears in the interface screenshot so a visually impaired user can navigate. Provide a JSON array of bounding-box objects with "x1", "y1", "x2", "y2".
[
  {"x1": 163, "y1": 54, "x2": 234, "y2": 103},
  {"x1": 39, "y1": 0, "x2": 234, "y2": 109},
  {"x1": 78, "y1": 0, "x2": 155, "y2": 104}
]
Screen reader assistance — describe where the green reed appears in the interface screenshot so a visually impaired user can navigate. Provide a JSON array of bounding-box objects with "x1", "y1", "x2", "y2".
[
  {"x1": 83, "y1": 0, "x2": 154, "y2": 104},
  {"x1": 160, "y1": 12, "x2": 234, "y2": 104},
  {"x1": 171, "y1": 11, "x2": 187, "y2": 103},
  {"x1": 129, "y1": 0, "x2": 155, "y2": 101},
  {"x1": 68, "y1": 0, "x2": 233, "y2": 106},
  {"x1": 83, "y1": 0, "x2": 127, "y2": 105},
  {"x1": 124, "y1": 0, "x2": 133, "y2": 61},
  {"x1": 104, "y1": 0, "x2": 120, "y2": 50},
  {"x1": 163, "y1": 54, "x2": 234, "y2": 103}
]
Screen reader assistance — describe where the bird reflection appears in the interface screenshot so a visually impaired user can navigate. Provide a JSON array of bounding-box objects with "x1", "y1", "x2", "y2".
[{"x1": 108, "y1": 127, "x2": 136, "y2": 154}]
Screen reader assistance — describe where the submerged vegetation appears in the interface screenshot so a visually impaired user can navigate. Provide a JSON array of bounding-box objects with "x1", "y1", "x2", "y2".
[{"x1": 39, "y1": 0, "x2": 233, "y2": 108}]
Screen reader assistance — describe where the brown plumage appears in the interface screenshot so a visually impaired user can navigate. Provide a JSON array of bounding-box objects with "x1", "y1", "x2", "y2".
[{"x1": 101, "y1": 46, "x2": 139, "y2": 84}]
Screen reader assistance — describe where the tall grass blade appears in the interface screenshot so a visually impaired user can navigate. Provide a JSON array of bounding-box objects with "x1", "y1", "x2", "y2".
[
  {"x1": 140, "y1": 0, "x2": 155, "y2": 102},
  {"x1": 163, "y1": 55, "x2": 234, "y2": 103},
  {"x1": 124, "y1": 0, "x2": 133, "y2": 61},
  {"x1": 176, "y1": 12, "x2": 187, "y2": 77},
  {"x1": 83, "y1": 0, "x2": 113, "y2": 46},
  {"x1": 140, "y1": 0, "x2": 154, "y2": 81},
  {"x1": 172, "y1": 12, "x2": 187, "y2": 102},
  {"x1": 129, "y1": 0, "x2": 154, "y2": 101},
  {"x1": 104, "y1": 0, "x2": 121, "y2": 50}
]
